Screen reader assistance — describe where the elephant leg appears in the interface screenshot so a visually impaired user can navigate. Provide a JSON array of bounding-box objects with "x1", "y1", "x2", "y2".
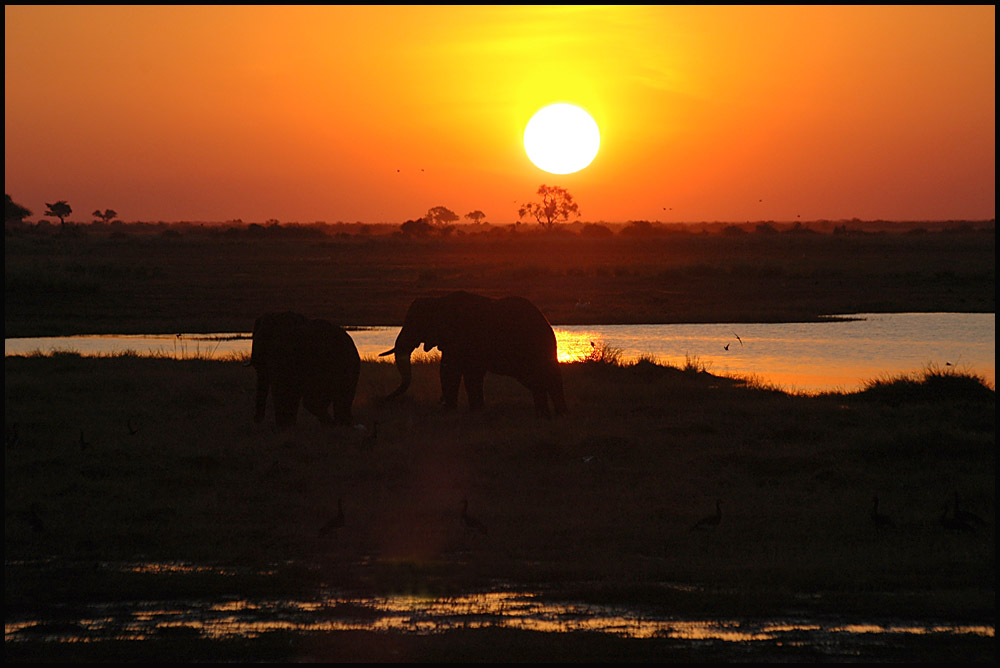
[
  {"x1": 533, "y1": 389, "x2": 552, "y2": 419},
  {"x1": 331, "y1": 374, "x2": 359, "y2": 426},
  {"x1": 440, "y1": 355, "x2": 461, "y2": 408},
  {"x1": 548, "y1": 366, "x2": 568, "y2": 416},
  {"x1": 273, "y1": 386, "x2": 301, "y2": 429},
  {"x1": 254, "y1": 377, "x2": 269, "y2": 423},
  {"x1": 464, "y1": 369, "x2": 487, "y2": 410},
  {"x1": 302, "y1": 393, "x2": 334, "y2": 424}
]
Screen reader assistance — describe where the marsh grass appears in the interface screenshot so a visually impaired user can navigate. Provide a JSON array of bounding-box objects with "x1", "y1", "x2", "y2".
[
  {"x1": 4, "y1": 353, "x2": 995, "y2": 661},
  {"x1": 858, "y1": 363, "x2": 995, "y2": 404},
  {"x1": 5, "y1": 353, "x2": 993, "y2": 614}
]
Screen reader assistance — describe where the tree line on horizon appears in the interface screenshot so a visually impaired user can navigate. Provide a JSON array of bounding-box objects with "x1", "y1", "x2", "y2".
[{"x1": 5, "y1": 192, "x2": 993, "y2": 239}]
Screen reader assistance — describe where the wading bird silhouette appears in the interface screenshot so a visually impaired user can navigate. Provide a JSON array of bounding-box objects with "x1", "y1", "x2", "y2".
[
  {"x1": 939, "y1": 503, "x2": 975, "y2": 534},
  {"x1": 691, "y1": 500, "x2": 722, "y2": 531},
  {"x1": 869, "y1": 495, "x2": 895, "y2": 529},
  {"x1": 319, "y1": 498, "x2": 345, "y2": 537},
  {"x1": 952, "y1": 491, "x2": 986, "y2": 527},
  {"x1": 462, "y1": 498, "x2": 488, "y2": 535}
]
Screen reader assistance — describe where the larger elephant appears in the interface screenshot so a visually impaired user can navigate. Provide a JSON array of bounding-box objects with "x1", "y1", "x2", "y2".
[
  {"x1": 249, "y1": 311, "x2": 360, "y2": 428},
  {"x1": 380, "y1": 291, "x2": 567, "y2": 417}
]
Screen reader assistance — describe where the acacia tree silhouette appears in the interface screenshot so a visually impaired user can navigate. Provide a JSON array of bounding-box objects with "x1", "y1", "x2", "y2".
[
  {"x1": 518, "y1": 185, "x2": 579, "y2": 229},
  {"x1": 92, "y1": 208, "x2": 118, "y2": 224},
  {"x1": 426, "y1": 205, "x2": 459, "y2": 226},
  {"x1": 5, "y1": 194, "x2": 32, "y2": 223},
  {"x1": 464, "y1": 209, "x2": 486, "y2": 224},
  {"x1": 45, "y1": 200, "x2": 72, "y2": 229}
]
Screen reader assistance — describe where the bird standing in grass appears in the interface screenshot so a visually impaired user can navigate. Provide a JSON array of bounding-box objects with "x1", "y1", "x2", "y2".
[
  {"x1": 952, "y1": 491, "x2": 986, "y2": 527},
  {"x1": 691, "y1": 500, "x2": 722, "y2": 531},
  {"x1": 319, "y1": 498, "x2": 345, "y2": 536},
  {"x1": 939, "y1": 503, "x2": 975, "y2": 534},
  {"x1": 462, "y1": 498, "x2": 487, "y2": 535},
  {"x1": 869, "y1": 495, "x2": 895, "y2": 529}
]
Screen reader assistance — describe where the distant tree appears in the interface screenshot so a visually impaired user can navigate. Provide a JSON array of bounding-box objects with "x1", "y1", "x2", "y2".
[
  {"x1": 400, "y1": 217, "x2": 435, "y2": 237},
  {"x1": 518, "y1": 185, "x2": 580, "y2": 229},
  {"x1": 426, "y1": 206, "x2": 459, "y2": 227},
  {"x1": 579, "y1": 222, "x2": 613, "y2": 238},
  {"x1": 45, "y1": 200, "x2": 72, "y2": 228},
  {"x1": 5, "y1": 194, "x2": 32, "y2": 222},
  {"x1": 464, "y1": 210, "x2": 486, "y2": 225},
  {"x1": 620, "y1": 220, "x2": 655, "y2": 237},
  {"x1": 92, "y1": 208, "x2": 118, "y2": 224}
]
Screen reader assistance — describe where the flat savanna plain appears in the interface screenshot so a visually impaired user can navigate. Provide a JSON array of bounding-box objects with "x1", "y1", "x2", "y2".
[
  {"x1": 4, "y1": 226, "x2": 996, "y2": 661},
  {"x1": 4, "y1": 225, "x2": 995, "y2": 336}
]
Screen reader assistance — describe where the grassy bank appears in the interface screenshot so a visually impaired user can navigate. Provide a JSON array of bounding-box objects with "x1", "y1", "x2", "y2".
[{"x1": 5, "y1": 353, "x2": 994, "y2": 624}]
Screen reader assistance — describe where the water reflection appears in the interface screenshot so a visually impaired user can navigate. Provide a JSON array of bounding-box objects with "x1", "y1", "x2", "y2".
[
  {"x1": 4, "y1": 313, "x2": 994, "y2": 394},
  {"x1": 7, "y1": 583, "x2": 993, "y2": 645}
]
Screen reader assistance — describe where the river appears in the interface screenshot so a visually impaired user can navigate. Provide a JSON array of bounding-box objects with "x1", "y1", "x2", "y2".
[{"x1": 4, "y1": 313, "x2": 994, "y2": 394}]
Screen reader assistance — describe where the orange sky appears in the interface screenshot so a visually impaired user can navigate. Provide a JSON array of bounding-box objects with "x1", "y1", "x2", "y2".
[{"x1": 4, "y1": 5, "x2": 995, "y2": 224}]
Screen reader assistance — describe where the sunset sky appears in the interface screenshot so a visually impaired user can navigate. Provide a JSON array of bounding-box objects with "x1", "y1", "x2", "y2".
[{"x1": 4, "y1": 5, "x2": 995, "y2": 225}]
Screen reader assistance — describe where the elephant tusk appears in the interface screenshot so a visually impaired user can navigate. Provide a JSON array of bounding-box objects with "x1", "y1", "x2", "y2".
[
  {"x1": 242, "y1": 360, "x2": 254, "y2": 367},
  {"x1": 378, "y1": 348, "x2": 396, "y2": 357}
]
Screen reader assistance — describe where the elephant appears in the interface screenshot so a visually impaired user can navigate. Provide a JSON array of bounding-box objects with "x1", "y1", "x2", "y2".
[
  {"x1": 380, "y1": 291, "x2": 567, "y2": 418},
  {"x1": 248, "y1": 311, "x2": 360, "y2": 428}
]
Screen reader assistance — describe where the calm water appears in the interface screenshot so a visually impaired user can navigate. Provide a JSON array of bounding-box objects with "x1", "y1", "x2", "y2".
[{"x1": 5, "y1": 313, "x2": 994, "y2": 394}]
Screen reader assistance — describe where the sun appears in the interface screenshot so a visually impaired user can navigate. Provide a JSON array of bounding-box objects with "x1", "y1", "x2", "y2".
[{"x1": 523, "y1": 103, "x2": 600, "y2": 175}]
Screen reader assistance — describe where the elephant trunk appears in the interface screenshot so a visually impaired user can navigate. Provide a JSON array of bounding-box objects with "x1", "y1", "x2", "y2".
[{"x1": 380, "y1": 330, "x2": 416, "y2": 400}]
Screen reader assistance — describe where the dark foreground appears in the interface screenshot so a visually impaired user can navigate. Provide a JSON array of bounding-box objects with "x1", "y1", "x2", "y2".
[
  {"x1": 7, "y1": 626, "x2": 994, "y2": 663},
  {"x1": 4, "y1": 354, "x2": 995, "y2": 661}
]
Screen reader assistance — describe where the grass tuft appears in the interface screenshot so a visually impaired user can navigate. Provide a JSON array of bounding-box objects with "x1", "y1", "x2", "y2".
[{"x1": 857, "y1": 364, "x2": 995, "y2": 404}]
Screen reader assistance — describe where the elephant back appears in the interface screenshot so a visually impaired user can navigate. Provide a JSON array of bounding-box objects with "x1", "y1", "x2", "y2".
[
  {"x1": 488, "y1": 296, "x2": 558, "y2": 363},
  {"x1": 305, "y1": 318, "x2": 361, "y2": 371}
]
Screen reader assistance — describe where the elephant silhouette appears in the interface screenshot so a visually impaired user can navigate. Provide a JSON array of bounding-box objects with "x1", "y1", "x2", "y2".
[
  {"x1": 248, "y1": 311, "x2": 360, "y2": 428},
  {"x1": 380, "y1": 291, "x2": 567, "y2": 418}
]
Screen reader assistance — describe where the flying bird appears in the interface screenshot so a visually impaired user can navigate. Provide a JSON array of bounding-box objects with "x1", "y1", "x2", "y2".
[{"x1": 733, "y1": 332, "x2": 743, "y2": 347}]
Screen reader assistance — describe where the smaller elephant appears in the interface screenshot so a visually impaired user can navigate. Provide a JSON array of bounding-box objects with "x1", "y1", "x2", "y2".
[
  {"x1": 248, "y1": 311, "x2": 360, "y2": 428},
  {"x1": 380, "y1": 291, "x2": 567, "y2": 417}
]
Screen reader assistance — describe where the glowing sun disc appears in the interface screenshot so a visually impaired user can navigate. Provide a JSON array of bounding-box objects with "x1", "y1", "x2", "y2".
[{"x1": 524, "y1": 103, "x2": 600, "y2": 175}]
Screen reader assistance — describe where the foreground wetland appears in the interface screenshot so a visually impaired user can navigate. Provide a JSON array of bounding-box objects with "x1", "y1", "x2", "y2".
[{"x1": 4, "y1": 224, "x2": 996, "y2": 661}]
